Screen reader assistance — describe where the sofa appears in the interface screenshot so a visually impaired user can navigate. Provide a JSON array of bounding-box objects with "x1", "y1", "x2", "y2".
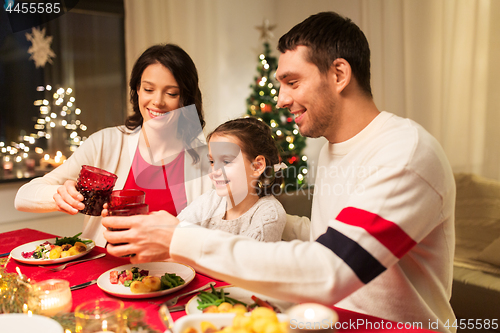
[
  {"x1": 276, "y1": 174, "x2": 500, "y2": 328},
  {"x1": 450, "y1": 173, "x2": 500, "y2": 328}
]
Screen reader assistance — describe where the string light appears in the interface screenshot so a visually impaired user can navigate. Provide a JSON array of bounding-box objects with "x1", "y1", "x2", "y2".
[{"x1": 1, "y1": 85, "x2": 87, "y2": 167}]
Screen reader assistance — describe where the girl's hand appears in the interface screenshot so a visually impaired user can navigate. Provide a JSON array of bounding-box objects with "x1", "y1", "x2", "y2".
[{"x1": 53, "y1": 180, "x2": 85, "y2": 214}]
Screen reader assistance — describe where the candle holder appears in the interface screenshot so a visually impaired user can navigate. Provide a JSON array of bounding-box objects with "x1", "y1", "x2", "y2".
[
  {"x1": 75, "y1": 298, "x2": 130, "y2": 333},
  {"x1": 33, "y1": 279, "x2": 72, "y2": 317},
  {"x1": 286, "y1": 303, "x2": 338, "y2": 333}
]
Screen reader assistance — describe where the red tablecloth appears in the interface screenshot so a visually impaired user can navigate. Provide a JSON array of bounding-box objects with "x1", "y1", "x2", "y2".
[{"x1": 1, "y1": 229, "x2": 434, "y2": 332}]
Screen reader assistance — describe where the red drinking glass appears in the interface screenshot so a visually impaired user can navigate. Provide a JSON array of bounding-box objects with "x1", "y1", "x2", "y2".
[
  {"x1": 107, "y1": 203, "x2": 149, "y2": 256},
  {"x1": 76, "y1": 165, "x2": 118, "y2": 216},
  {"x1": 109, "y1": 189, "x2": 146, "y2": 209},
  {"x1": 108, "y1": 203, "x2": 149, "y2": 216}
]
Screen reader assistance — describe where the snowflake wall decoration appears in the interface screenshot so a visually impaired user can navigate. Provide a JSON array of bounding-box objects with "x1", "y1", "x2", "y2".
[{"x1": 25, "y1": 27, "x2": 56, "y2": 68}]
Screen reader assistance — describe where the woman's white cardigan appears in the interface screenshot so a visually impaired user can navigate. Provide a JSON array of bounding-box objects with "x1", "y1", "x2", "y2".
[{"x1": 15, "y1": 126, "x2": 212, "y2": 246}]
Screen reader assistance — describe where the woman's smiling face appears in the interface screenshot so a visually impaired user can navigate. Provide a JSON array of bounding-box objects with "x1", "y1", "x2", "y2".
[{"x1": 137, "y1": 63, "x2": 181, "y2": 123}]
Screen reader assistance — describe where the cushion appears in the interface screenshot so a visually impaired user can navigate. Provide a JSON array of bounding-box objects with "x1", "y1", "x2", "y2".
[{"x1": 477, "y1": 236, "x2": 500, "y2": 267}]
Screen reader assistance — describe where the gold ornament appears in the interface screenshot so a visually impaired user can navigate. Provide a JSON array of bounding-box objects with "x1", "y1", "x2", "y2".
[{"x1": 255, "y1": 19, "x2": 276, "y2": 42}]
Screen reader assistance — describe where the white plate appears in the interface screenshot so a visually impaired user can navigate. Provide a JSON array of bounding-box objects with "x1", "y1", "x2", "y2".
[
  {"x1": 186, "y1": 286, "x2": 295, "y2": 314},
  {"x1": 97, "y1": 262, "x2": 195, "y2": 299},
  {"x1": 10, "y1": 238, "x2": 95, "y2": 265},
  {"x1": 0, "y1": 313, "x2": 64, "y2": 333},
  {"x1": 172, "y1": 313, "x2": 289, "y2": 333}
]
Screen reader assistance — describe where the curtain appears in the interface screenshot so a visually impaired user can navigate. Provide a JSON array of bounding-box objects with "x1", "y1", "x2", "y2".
[{"x1": 124, "y1": 0, "x2": 500, "y2": 182}]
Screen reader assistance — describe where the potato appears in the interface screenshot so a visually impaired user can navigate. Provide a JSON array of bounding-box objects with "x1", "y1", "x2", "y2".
[
  {"x1": 201, "y1": 321, "x2": 218, "y2": 333},
  {"x1": 233, "y1": 314, "x2": 252, "y2": 329},
  {"x1": 60, "y1": 251, "x2": 70, "y2": 258},
  {"x1": 230, "y1": 304, "x2": 247, "y2": 314},
  {"x1": 49, "y1": 248, "x2": 61, "y2": 259},
  {"x1": 263, "y1": 322, "x2": 283, "y2": 333},
  {"x1": 142, "y1": 276, "x2": 162, "y2": 291},
  {"x1": 129, "y1": 280, "x2": 151, "y2": 293},
  {"x1": 74, "y1": 242, "x2": 87, "y2": 253},
  {"x1": 252, "y1": 318, "x2": 271, "y2": 333},
  {"x1": 250, "y1": 307, "x2": 278, "y2": 322},
  {"x1": 202, "y1": 305, "x2": 219, "y2": 313},
  {"x1": 217, "y1": 302, "x2": 233, "y2": 313},
  {"x1": 68, "y1": 246, "x2": 79, "y2": 256}
]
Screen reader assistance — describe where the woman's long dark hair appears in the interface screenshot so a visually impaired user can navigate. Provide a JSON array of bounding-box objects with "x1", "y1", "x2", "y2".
[{"x1": 126, "y1": 44, "x2": 205, "y2": 163}]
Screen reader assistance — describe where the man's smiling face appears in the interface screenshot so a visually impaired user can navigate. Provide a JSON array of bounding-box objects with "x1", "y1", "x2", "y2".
[{"x1": 276, "y1": 45, "x2": 337, "y2": 139}]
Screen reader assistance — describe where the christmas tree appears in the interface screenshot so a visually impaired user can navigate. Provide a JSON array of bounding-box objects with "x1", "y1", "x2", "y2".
[{"x1": 246, "y1": 21, "x2": 308, "y2": 190}]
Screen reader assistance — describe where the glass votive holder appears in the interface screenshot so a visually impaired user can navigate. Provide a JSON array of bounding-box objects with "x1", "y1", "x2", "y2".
[
  {"x1": 33, "y1": 279, "x2": 72, "y2": 317},
  {"x1": 76, "y1": 165, "x2": 118, "y2": 216},
  {"x1": 109, "y1": 189, "x2": 146, "y2": 209},
  {"x1": 75, "y1": 298, "x2": 130, "y2": 333},
  {"x1": 286, "y1": 303, "x2": 338, "y2": 333},
  {"x1": 108, "y1": 203, "x2": 149, "y2": 217}
]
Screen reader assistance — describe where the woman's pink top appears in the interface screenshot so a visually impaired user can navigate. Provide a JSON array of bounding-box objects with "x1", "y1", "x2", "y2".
[{"x1": 123, "y1": 147, "x2": 187, "y2": 215}]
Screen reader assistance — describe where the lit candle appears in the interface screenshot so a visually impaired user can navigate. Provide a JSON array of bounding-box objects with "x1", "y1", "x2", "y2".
[
  {"x1": 34, "y1": 279, "x2": 72, "y2": 317},
  {"x1": 286, "y1": 303, "x2": 338, "y2": 333}
]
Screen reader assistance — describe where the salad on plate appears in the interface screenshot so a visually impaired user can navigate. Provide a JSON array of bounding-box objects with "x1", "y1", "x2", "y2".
[{"x1": 21, "y1": 233, "x2": 93, "y2": 260}]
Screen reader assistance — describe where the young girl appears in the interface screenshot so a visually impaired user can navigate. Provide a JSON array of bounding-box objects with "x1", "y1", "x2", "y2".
[{"x1": 176, "y1": 117, "x2": 287, "y2": 242}]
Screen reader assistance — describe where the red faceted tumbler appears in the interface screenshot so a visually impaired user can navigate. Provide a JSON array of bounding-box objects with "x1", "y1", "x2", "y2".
[{"x1": 76, "y1": 165, "x2": 118, "y2": 216}]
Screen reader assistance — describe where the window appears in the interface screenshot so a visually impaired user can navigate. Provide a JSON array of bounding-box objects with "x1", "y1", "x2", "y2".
[{"x1": 0, "y1": 0, "x2": 125, "y2": 181}]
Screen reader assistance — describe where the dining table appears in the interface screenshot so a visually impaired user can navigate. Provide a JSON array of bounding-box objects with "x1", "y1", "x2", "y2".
[{"x1": 0, "y1": 228, "x2": 436, "y2": 332}]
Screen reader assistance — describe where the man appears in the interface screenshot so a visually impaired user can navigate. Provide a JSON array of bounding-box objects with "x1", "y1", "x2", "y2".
[{"x1": 103, "y1": 11, "x2": 456, "y2": 332}]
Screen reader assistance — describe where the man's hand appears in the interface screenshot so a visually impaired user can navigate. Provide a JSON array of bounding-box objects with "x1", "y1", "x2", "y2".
[
  {"x1": 102, "y1": 210, "x2": 180, "y2": 263},
  {"x1": 53, "y1": 180, "x2": 85, "y2": 214}
]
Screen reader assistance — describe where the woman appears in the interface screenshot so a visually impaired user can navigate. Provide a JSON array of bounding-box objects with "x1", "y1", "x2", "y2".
[{"x1": 15, "y1": 44, "x2": 212, "y2": 246}]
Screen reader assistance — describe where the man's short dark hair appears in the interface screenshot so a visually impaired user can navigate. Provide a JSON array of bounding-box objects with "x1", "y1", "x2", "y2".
[{"x1": 278, "y1": 11, "x2": 372, "y2": 97}]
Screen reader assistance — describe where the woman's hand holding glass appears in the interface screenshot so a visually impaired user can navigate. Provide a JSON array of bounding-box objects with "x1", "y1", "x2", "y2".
[
  {"x1": 53, "y1": 179, "x2": 85, "y2": 214},
  {"x1": 102, "y1": 210, "x2": 179, "y2": 263}
]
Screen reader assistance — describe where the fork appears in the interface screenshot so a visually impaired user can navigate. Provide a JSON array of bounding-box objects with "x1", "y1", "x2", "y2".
[
  {"x1": 163, "y1": 282, "x2": 215, "y2": 307},
  {"x1": 39, "y1": 253, "x2": 106, "y2": 272}
]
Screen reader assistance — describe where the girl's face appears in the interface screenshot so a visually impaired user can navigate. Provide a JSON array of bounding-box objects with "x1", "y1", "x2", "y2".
[
  {"x1": 137, "y1": 63, "x2": 181, "y2": 123},
  {"x1": 208, "y1": 135, "x2": 260, "y2": 204}
]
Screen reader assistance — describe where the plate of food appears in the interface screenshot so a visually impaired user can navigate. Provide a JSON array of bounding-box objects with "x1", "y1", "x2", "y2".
[
  {"x1": 97, "y1": 262, "x2": 195, "y2": 299},
  {"x1": 173, "y1": 312, "x2": 289, "y2": 333},
  {"x1": 10, "y1": 233, "x2": 95, "y2": 265},
  {"x1": 185, "y1": 285, "x2": 295, "y2": 315}
]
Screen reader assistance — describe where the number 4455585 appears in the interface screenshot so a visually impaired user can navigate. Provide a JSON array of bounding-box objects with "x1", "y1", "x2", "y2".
[
  {"x1": 444, "y1": 319, "x2": 498, "y2": 330},
  {"x1": 5, "y1": 2, "x2": 61, "y2": 14}
]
